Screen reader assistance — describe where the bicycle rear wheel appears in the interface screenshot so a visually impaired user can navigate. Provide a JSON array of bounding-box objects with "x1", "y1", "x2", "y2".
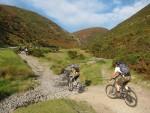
[
  {"x1": 124, "y1": 88, "x2": 137, "y2": 107},
  {"x1": 105, "y1": 84, "x2": 117, "y2": 99}
]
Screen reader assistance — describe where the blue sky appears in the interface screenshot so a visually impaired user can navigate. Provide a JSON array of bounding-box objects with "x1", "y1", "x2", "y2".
[{"x1": 0, "y1": 0, "x2": 149, "y2": 32}]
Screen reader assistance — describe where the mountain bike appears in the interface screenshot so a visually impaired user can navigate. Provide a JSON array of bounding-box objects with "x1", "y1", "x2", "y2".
[
  {"x1": 105, "y1": 76, "x2": 138, "y2": 107},
  {"x1": 68, "y1": 75, "x2": 85, "y2": 93}
]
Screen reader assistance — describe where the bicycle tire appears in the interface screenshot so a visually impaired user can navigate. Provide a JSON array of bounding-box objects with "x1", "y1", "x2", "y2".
[
  {"x1": 78, "y1": 83, "x2": 85, "y2": 93},
  {"x1": 68, "y1": 79, "x2": 73, "y2": 91},
  {"x1": 105, "y1": 84, "x2": 117, "y2": 99}
]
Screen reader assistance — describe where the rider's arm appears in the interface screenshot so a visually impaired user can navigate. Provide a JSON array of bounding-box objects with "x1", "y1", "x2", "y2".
[
  {"x1": 112, "y1": 67, "x2": 120, "y2": 78},
  {"x1": 72, "y1": 69, "x2": 79, "y2": 76},
  {"x1": 112, "y1": 72, "x2": 119, "y2": 78}
]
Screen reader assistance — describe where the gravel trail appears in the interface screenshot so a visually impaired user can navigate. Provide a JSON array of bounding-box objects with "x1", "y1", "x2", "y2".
[
  {"x1": 1, "y1": 55, "x2": 150, "y2": 113},
  {"x1": 0, "y1": 54, "x2": 72, "y2": 113}
]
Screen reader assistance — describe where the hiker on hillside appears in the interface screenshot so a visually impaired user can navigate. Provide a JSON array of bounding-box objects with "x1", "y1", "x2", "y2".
[{"x1": 111, "y1": 61, "x2": 131, "y2": 94}]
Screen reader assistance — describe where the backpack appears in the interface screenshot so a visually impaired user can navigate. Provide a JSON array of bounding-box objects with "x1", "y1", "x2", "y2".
[{"x1": 119, "y1": 63, "x2": 130, "y2": 76}]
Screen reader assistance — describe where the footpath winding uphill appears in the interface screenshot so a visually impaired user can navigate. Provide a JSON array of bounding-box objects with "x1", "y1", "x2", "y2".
[
  {"x1": 70, "y1": 65, "x2": 150, "y2": 113},
  {"x1": 0, "y1": 54, "x2": 72, "y2": 113}
]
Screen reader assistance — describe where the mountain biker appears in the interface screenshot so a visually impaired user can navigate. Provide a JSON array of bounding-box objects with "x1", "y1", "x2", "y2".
[
  {"x1": 112, "y1": 61, "x2": 131, "y2": 95},
  {"x1": 70, "y1": 64, "x2": 80, "y2": 82},
  {"x1": 63, "y1": 64, "x2": 80, "y2": 83}
]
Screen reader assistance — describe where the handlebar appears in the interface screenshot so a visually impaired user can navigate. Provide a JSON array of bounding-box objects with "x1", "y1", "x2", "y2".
[{"x1": 110, "y1": 75, "x2": 119, "y2": 81}]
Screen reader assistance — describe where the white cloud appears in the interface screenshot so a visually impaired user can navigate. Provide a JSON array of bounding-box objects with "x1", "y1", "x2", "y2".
[
  {"x1": 26, "y1": 0, "x2": 106, "y2": 23},
  {"x1": 0, "y1": 0, "x2": 149, "y2": 32},
  {"x1": 25, "y1": 0, "x2": 149, "y2": 31},
  {"x1": 110, "y1": 0, "x2": 150, "y2": 26}
]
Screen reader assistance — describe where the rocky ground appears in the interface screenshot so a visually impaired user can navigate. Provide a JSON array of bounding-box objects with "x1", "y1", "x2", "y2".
[{"x1": 0, "y1": 54, "x2": 74, "y2": 113}]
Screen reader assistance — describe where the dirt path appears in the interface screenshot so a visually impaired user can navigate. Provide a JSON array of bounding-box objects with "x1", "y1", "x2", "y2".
[
  {"x1": 70, "y1": 63, "x2": 150, "y2": 113},
  {"x1": 19, "y1": 54, "x2": 72, "y2": 98},
  {"x1": 0, "y1": 54, "x2": 72, "y2": 113},
  {"x1": 70, "y1": 84, "x2": 150, "y2": 113},
  {"x1": 2, "y1": 54, "x2": 149, "y2": 113},
  {"x1": 23, "y1": 55, "x2": 150, "y2": 113}
]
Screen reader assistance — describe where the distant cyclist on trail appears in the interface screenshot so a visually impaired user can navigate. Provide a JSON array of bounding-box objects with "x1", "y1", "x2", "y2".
[
  {"x1": 62, "y1": 64, "x2": 80, "y2": 84},
  {"x1": 111, "y1": 61, "x2": 131, "y2": 95},
  {"x1": 24, "y1": 47, "x2": 28, "y2": 55}
]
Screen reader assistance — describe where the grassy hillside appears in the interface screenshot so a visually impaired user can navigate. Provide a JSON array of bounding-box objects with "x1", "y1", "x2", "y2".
[
  {"x1": 14, "y1": 99, "x2": 96, "y2": 113},
  {"x1": 0, "y1": 5, "x2": 77, "y2": 48},
  {"x1": 73, "y1": 27, "x2": 108, "y2": 48},
  {"x1": 90, "y1": 4, "x2": 150, "y2": 75},
  {"x1": 0, "y1": 49, "x2": 36, "y2": 100}
]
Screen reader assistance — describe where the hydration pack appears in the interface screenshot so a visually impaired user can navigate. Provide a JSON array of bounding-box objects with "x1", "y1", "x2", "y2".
[{"x1": 119, "y1": 63, "x2": 130, "y2": 76}]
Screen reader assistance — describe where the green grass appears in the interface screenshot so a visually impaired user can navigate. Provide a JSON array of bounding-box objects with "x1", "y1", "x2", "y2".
[
  {"x1": 80, "y1": 62, "x2": 103, "y2": 85},
  {"x1": 131, "y1": 71, "x2": 150, "y2": 89},
  {"x1": 14, "y1": 99, "x2": 96, "y2": 113},
  {"x1": 41, "y1": 49, "x2": 105, "y2": 85},
  {"x1": 42, "y1": 49, "x2": 150, "y2": 87},
  {"x1": 0, "y1": 76, "x2": 35, "y2": 97},
  {"x1": 0, "y1": 49, "x2": 36, "y2": 99},
  {"x1": 0, "y1": 49, "x2": 32, "y2": 76},
  {"x1": 42, "y1": 49, "x2": 91, "y2": 74}
]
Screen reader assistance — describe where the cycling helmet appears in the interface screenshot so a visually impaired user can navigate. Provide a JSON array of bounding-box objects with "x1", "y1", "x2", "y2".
[{"x1": 115, "y1": 61, "x2": 122, "y2": 66}]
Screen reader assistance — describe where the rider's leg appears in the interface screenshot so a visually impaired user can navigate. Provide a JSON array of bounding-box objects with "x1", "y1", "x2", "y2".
[
  {"x1": 115, "y1": 83, "x2": 121, "y2": 97},
  {"x1": 116, "y1": 76, "x2": 122, "y2": 92},
  {"x1": 123, "y1": 76, "x2": 131, "y2": 90},
  {"x1": 71, "y1": 75, "x2": 79, "y2": 86},
  {"x1": 125, "y1": 84, "x2": 129, "y2": 90},
  {"x1": 116, "y1": 84, "x2": 120, "y2": 92},
  {"x1": 74, "y1": 75, "x2": 79, "y2": 81}
]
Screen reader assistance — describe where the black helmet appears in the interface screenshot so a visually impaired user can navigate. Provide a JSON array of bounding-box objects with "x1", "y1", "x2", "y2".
[{"x1": 115, "y1": 61, "x2": 122, "y2": 66}]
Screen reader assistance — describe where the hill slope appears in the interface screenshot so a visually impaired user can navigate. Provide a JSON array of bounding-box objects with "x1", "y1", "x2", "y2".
[
  {"x1": 90, "y1": 4, "x2": 150, "y2": 74},
  {"x1": 0, "y1": 5, "x2": 77, "y2": 48},
  {"x1": 73, "y1": 27, "x2": 108, "y2": 48}
]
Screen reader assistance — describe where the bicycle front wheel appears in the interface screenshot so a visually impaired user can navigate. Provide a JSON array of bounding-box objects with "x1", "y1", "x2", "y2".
[
  {"x1": 77, "y1": 83, "x2": 85, "y2": 93},
  {"x1": 68, "y1": 80, "x2": 73, "y2": 91},
  {"x1": 105, "y1": 84, "x2": 117, "y2": 99}
]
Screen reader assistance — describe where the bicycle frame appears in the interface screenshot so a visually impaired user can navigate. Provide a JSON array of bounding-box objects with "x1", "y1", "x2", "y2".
[
  {"x1": 110, "y1": 75, "x2": 128, "y2": 91},
  {"x1": 106, "y1": 76, "x2": 137, "y2": 107}
]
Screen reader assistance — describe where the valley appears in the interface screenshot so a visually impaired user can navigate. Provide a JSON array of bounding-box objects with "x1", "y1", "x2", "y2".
[{"x1": 0, "y1": 2, "x2": 150, "y2": 113}]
